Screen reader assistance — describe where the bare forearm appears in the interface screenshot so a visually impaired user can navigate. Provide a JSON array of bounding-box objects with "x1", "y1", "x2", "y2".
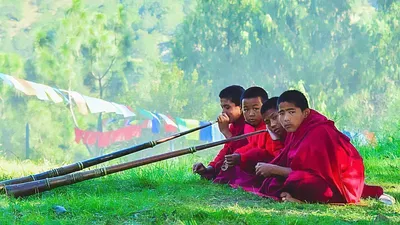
[{"x1": 272, "y1": 165, "x2": 292, "y2": 177}]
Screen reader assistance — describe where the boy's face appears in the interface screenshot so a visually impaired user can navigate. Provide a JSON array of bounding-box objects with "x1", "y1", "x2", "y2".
[
  {"x1": 278, "y1": 102, "x2": 309, "y2": 132},
  {"x1": 220, "y1": 98, "x2": 242, "y2": 123},
  {"x1": 263, "y1": 108, "x2": 285, "y2": 138},
  {"x1": 242, "y1": 97, "x2": 263, "y2": 127}
]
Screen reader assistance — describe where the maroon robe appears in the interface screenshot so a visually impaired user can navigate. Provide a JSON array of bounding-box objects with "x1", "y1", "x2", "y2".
[
  {"x1": 215, "y1": 110, "x2": 383, "y2": 203},
  {"x1": 242, "y1": 110, "x2": 366, "y2": 203}
]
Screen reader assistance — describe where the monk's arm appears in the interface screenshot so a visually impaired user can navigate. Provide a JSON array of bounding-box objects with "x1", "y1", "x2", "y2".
[
  {"x1": 271, "y1": 165, "x2": 292, "y2": 177},
  {"x1": 256, "y1": 163, "x2": 292, "y2": 178}
]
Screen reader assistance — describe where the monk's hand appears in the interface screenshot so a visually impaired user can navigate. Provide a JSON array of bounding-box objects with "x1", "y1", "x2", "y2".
[
  {"x1": 193, "y1": 162, "x2": 207, "y2": 175},
  {"x1": 225, "y1": 153, "x2": 241, "y2": 168},
  {"x1": 255, "y1": 163, "x2": 276, "y2": 177},
  {"x1": 217, "y1": 113, "x2": 232, "y2": 138}
]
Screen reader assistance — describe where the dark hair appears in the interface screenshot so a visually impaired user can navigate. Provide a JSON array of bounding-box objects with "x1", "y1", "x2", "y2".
[
  {"x1": 261, "y1": 97, "x2": 278, "y2": 114},
  {"x1": 219, "y1": 85, "x2": 245, "y2": 106},
  {"x1": 241, "y1": 86, "x2": 268, "y2": 103},
  {"x1": 277, "y1": 90, "x2": 309, "y2": 111}
]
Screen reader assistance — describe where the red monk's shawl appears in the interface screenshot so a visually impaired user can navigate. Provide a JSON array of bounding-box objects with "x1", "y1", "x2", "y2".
[{"x1": 254, "y1": 109, "x2": 365, "y2": 203}]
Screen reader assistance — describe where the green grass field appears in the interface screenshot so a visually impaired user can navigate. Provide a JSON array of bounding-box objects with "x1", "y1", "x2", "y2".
[{"x1": 0, "y1": 144, "x2": 399, "y2": 225}]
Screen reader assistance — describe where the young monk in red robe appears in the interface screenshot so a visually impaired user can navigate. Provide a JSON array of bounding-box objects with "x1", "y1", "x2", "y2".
[
  {"x1": 238, "y1": 97, "x2": 287, "y2": 168},
  {"x1": 192, "y1": 85, "x2": 248, "y2": 179},
  {"x1": 222, "y1": 86, "x2": 273, "y2": 173},
  {"x1": 252, "y1": 90, "x2": 366, "y2": 203},
  {"x1": 213, "y1": 97, "x2": 286, "y2": 185},
  {"x1": 217, "y1": 92, "x2": 393, "y2": 204},
  {"x1": 262, "y1": 97, "x2": 286, "y2": 142}
]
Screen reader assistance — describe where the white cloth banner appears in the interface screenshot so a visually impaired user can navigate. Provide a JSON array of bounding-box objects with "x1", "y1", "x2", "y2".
[{"x1": 83, "y1": 95, "x2": 118, "y2": 114}]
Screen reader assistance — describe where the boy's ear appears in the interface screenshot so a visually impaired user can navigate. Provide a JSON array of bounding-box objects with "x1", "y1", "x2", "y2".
[{"x1": 304, "y1": 108, "x2": 311, "y2": 118}]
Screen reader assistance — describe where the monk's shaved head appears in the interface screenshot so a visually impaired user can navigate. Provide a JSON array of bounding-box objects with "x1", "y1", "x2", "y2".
[
  {"x1": 261, "y1": 97, "x2": 278, "y2": 114},
  {"x1": 241, "y1": 86, "x2": 269, "y2": 103},
  {"x1": 278, "y1": 90, "x2": 309, "y2": 111},
  {"x1": 219, "y1": 85, "x2": 245, "y2": 106},
  {"x1": 241, "y1": 86, "x2": 268, "y2": 127},
  {"x1": 219, "y1": 85, "x2": 245, "y2": 123},
  {"x1": 278, "y1": 90, "x2": 310, "y2": 132},
  {"x1": 261, "y1": 97, "x2": 285, "y2": 137}
]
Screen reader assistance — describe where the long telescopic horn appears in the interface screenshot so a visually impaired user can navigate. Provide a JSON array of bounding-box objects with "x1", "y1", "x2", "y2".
[
  {"x1": 3, "y1": 129, "x2": 266, "y2": 198},
  {"x1": 0, "y1": 121, "x2": 216, "y2": 188}
]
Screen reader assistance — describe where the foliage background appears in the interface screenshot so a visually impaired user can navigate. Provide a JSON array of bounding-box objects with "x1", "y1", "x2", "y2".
[{"x1": 0, "y1": 0, "x2": 399, "y2": 163}]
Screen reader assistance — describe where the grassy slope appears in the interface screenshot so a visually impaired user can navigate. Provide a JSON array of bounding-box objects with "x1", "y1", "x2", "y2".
[{"x1": 0, "y1": 154, "x2": 399, "y2": 225}]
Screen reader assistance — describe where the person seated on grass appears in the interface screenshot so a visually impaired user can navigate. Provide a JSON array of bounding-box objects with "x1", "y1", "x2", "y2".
[
  {"x1": 252, "y1": 90, "x2": 395, "y2": 205},
  {"x1": 193, "y1": 85, "x2": 248, "y2": 180},
  {"x1": 221, "y1": 86, "x2": 283, "y2": 174},
  {"x1": 227, "y1": 96, "x2": 286, "y2": 173},
  {"x1": 213, "y1": 96, "x2": 286, "y2": 187},
  {"x1": 254, "y1": 90, "x2": 365, "y2": 203}
]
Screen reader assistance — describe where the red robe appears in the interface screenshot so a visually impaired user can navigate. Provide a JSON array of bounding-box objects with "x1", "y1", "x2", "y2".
[
  {"x1": 213, "y1": 122, "x2": 284, "y2": 184},
  {"x1": 247, "y1": 110, "x2": 365, "y2": 203},
  {"x1": 234, "y1": 122, "x2": 284, "y2": 173},
  {"x1": 203, "y1": 115, "x2": 248, "y2": 179}
]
